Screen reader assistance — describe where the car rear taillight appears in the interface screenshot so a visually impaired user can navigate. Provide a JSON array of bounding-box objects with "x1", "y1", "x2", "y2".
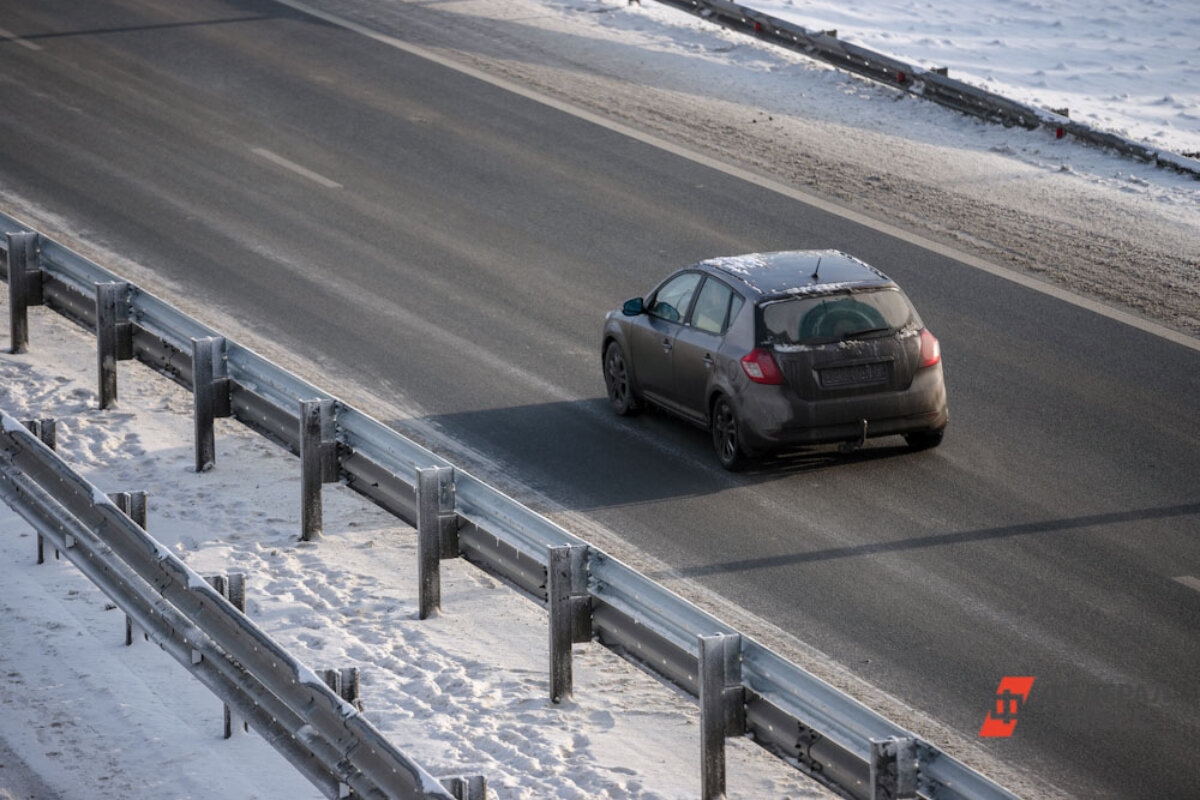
[
  {"x1": 741, "y1": 348, "x2": 783, "y2": 384},
  {"x1": 920, "y1": 329, "x2": 941, "y2": 367}
]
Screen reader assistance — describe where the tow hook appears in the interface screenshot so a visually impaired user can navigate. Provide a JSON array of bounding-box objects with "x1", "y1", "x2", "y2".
[{"x1": 838, "y1": 419, "x2": 868, "y2": 454}]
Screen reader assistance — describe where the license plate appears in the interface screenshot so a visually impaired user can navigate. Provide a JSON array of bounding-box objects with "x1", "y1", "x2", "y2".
[{"x1": 821, "y1": 362, "x2": 889, "y2": 388}]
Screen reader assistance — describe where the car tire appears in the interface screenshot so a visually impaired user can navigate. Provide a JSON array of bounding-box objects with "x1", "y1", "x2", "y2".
[
  {"x1": 711, "y1": 395, "x2": 749, "y2": 471},
  {"x1": 904, "y1": 429, "x2": 945, "y2": 451},
  {"x1": 604, "y1": 341, "x2": 640, "y2": 416}
]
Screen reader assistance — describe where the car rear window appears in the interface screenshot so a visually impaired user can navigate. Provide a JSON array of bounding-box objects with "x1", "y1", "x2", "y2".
[{"x1": 759, "y1": 288, "x2": 922, "y2": 345}]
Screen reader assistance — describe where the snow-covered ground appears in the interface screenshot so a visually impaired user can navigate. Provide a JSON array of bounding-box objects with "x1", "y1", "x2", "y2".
[
  {"x1": 0, "y1": 287, "x2": 833, "y2": 798},
  {"x1": 747, "y1": 0, "x2": 1200, "y2": 157}
]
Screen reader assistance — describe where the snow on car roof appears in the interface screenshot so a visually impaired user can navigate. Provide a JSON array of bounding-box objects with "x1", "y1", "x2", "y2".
[{"x1": 701, "y1": 250, "x2": 893, "y2": 298}]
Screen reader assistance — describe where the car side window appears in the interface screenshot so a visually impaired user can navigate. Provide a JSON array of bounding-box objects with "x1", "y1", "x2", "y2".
[
  {"x1": 690, "y1": 278, "x2": 736, "y2": 335},
  {"x1": 649, "y1": 273, "x2": 702, "y2": 324},
  {"x1": 728, "y1": 293, "x2": 745, "y2": 328}
]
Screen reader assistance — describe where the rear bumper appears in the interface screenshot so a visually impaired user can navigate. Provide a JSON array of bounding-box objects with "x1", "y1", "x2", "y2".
[{"x1": 737, "y1": 364, "x2": 948, "y2": 451}]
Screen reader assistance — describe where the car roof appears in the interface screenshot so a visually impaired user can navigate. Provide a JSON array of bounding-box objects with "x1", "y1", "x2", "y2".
[{"x1": 698, "y1": 250, "x2": 895, "y2": 300}]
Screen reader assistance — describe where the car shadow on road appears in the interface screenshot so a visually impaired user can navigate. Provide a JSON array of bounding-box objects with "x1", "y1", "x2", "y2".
[
  {"x1": 744, "y1": 440, "x2": 916, "y2": 475},
  {"x1": 399, "y1": 396, "x2": 936, "y2": 513}
]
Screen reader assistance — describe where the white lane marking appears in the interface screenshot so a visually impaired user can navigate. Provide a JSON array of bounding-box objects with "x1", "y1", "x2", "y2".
[
  {"x1": 1174, "y1": 576, "x2": 1200, "y2": 594},
  {"x1": 269, "y1": 0, "x2": 1200, "y2": 355},
  {"x1": 0, "y1": 26, "x2": 43, "y2": 51},
  {"x1": 250, "y1": 147, "x2": 342, "y2": 189}
]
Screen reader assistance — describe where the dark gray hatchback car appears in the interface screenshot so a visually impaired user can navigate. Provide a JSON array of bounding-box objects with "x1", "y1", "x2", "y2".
[{"x1": 601, "y1": 250, "x2": 948, "y2": 469}]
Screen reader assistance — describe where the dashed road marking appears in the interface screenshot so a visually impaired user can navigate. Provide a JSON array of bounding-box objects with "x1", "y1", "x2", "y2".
[
  {"x1": 250, "y1": 147, "x2": 342, "y2": 189},
  {"x1": 1173, "y1": 576, "x2": 1200, "y2": 594},
  {"x1": 0, "y1": 26, "x2": 43, "y2": 51}
]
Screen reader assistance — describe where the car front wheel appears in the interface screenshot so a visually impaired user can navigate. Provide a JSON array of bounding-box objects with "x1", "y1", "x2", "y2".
[
  {"x1": 711, "y1": 395, "x2": 748, "y2": 471},
  {"x1": 604, "y1": 341, "x2": 640, "y2": 416}
]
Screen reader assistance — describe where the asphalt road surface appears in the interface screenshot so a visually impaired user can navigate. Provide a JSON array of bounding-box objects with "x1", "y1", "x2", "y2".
[{"x1": 1, "y1": 1, "x2": 1198, "y2": 797}]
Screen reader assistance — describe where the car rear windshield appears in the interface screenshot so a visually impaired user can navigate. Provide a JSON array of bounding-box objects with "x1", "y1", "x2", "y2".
[{"x1": 758, "y1": 288, "x2": 922, "y2": 346}]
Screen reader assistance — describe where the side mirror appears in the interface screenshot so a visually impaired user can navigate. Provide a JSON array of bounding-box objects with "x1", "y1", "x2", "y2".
[{"x1": 622, "y1": 297, "x2": 645, "y2": 316}]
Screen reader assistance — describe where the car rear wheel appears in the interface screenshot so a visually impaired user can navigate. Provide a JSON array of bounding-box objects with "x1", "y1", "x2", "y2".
[
  {"x1": 711, "y1": 395, "x2": 748, "y2": 471},
  {"x1": 904, "y1": 429, "x2": 945, "y2": 451},
  {"x1": 604, "y1": 342, "x2": 640, "y2": 416}
]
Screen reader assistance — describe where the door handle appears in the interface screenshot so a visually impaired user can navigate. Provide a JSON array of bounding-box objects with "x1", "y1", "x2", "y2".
[
  {"x1": 703, "y1": 354, "x2": 714, "y2": 367},
  {"x1": 661, "y1": 338, "x2": 673, "y2": 352}
]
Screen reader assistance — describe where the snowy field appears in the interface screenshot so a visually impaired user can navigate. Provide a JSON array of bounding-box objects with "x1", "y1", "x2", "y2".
[
  {"x1": 742, "y1": 0, "x2": 1200, "y2": 156},
  {"x1": 0, "y1": 288, "x2": 833, "y2": 799}
]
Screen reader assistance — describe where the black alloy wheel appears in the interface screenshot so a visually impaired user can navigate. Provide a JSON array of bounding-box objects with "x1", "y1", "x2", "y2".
[
  {"x1": 711, "y1": 395, "x2": 748, "y2": 470},
  {"x1": 604, "y1": 342, "x2": 639, "y2": 416}
]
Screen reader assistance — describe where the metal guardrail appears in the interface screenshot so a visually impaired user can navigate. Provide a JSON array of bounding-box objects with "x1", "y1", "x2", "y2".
[
  {"x1": 650, "y1": 0, "x2": 1200, "y2": 178},
  {"x1": 2, "y1": 210, "x2": 1020, "y2": 800},
  {"x1": 0, "y1": 413, "x2": 457, "y2": 800}
]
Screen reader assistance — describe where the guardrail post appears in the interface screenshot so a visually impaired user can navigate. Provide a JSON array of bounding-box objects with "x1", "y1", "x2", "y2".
[
  {"x1": 416, "y1": 466, "x2": 456, "y2": 620},
  {"x1": 324, "y1": 669, "x2": 362, "y2": 800},
  {"x1": 21, "y1": 419, "x2": 56, "y2": 450},
  {"x1": 191, "y1": 337, "x2": 231, "y2": 473},
  {"x1": 205, "y1": 572, "x2": 246, "y2": 612},
  {"x1": 699, "y1": 632, "x2": 746, "y2": 800},
  {"x1": 108, "y1": 491, "x2": 148, "y2": 645},
  {"x1": 6, "y1": 231, "x2": 41, "y2": 354},
  {"x1": 299, "y1": 399, "x2": 337, "y2": 542},
  {"x1": 21, "y1": 419, "x2": 57, "y2": 562},
  {"x1": 322, "y1": 667, "x2": 363, "y2": 711},
  {"x1": 95, "y1": 282, "x2": 132, "y2": 409},
  {"x1": 870, "y1": 736, "x2": 918, "y2": 800},
  {"x1": 438, "y1": 775, "x2": 487, "y2": 800},
  {"x1": 548, "y1": 544, "x2": 591, "y2": 704},
  {"x1": 206, "y1": 573, "x2": 249, "y2": 737}
]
